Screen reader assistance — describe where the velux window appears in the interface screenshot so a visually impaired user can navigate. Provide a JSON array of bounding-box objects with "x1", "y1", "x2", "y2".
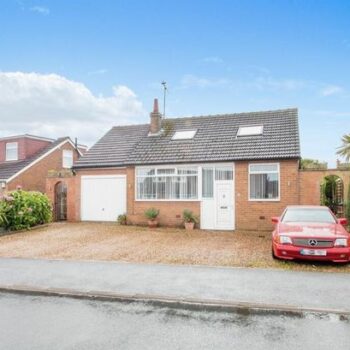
[
  {"x1": 249, "y1": 164, "x2": 279, "y2": 200},
  {"x1": 172, "y1": 130, "x2": 197, "y2": 140},
  {"x1": 237, "y1": 125, "x2": 263, "y2": 137},
  {"x1": 136, "y1": 167, "x2": 198, "y2": 200},
  {"x1": 6, "y1": 142, "x2": 18, "y2": 161}
]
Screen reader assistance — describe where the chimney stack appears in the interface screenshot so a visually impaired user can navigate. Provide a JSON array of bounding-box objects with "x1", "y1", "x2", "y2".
[{"x1": 149, "y1": 98, "x2": 162, "y2": 134}]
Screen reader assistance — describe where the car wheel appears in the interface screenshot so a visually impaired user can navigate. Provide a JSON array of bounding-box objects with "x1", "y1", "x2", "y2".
[{"x1": 271, "y1": 246, "x2": 279, "y2": 260}]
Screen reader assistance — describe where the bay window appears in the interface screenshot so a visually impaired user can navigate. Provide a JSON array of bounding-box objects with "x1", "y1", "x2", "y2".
[
  {"x1": 249, "y1": 163, "x2": 279, "y2": 200},
  {"x1": 136, "y1": 167, "x2": 198, "y2": 200}
]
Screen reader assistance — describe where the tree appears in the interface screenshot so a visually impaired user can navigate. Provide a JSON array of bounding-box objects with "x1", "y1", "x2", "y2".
[
  {"x1": 336, "y1": 134, "x2": 350, "y2": 162},
  {"x1": 300, "y1": 158, "x2": 326, "y2": 170}
]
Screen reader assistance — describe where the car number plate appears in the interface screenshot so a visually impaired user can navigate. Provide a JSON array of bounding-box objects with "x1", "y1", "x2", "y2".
[{"x1": 300, "y1": 249, "x2": 327, "y2": 256}]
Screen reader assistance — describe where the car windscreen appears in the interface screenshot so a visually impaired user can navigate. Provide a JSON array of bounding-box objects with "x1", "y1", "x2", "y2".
[{"x1": 281, "y1": 208, "x2": 336, "y2": 223}]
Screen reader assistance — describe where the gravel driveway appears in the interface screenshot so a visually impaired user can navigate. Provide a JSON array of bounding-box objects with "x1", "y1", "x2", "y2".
[{"x1": 0, "y1": 222, "x2": 348, "y2": 272}]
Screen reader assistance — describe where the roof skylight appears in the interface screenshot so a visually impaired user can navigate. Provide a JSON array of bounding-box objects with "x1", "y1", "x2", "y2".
[
  {"x1": 237, "y1": 125, "x2": 263, "y2": 137},
  {"x1": 172, "y1": 130, "x2": 197, "y2": 140}
]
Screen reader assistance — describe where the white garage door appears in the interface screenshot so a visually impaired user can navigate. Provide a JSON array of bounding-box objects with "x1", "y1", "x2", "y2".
[{"x1": 81, "y1": 175, "x2": 126, "y2": 221}]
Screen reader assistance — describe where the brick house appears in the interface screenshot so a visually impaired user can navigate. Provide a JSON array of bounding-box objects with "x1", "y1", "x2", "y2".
[
  {"x1": 59, "y1": 100, "x2": 301, "y2": 231},
  {"x1": 0, "y1": 134, "x2": 86, "y2": 219}
]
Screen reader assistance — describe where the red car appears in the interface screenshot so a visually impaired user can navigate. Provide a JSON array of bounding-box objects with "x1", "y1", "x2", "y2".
[{"x1": 272, "y1": 205, "x2": 350, "y2": 263}]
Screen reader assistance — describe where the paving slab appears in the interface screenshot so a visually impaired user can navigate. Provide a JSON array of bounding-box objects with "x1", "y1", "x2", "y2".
[{"x1": 0, "y1": 258, "x2": 349, "y2": 312}]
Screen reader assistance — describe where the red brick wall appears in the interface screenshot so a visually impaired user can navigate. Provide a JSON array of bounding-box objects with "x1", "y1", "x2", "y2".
[
  {"x1": 7, "y1": 141, "x2": 80, "y2": 193},
  {"x1": 0, "y1": 138, "x2": 25, "y2": 162},
  {"x1": 24, "y1": 138, "x2": 51, "y2": 158},
  {"x1": 235, "y1": 160, "x2": 300, "y2": 231},
  {"x1": 71, "y1": 162, "x2": 299, "y2": 229},
  {"x1": 0, "y1": 137, "x2": 51, "y2": 162},
  {"x1": 299, "y1": 169, "x2": 350, "y2": 205}
]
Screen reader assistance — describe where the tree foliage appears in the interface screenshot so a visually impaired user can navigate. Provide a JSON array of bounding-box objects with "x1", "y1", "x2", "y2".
[
  {"x1": 300, "y1": 158, "x2": 327, "y2": 170},
  {"x1": 336, "y1": 134, "x2": 350, "y2": 162}
]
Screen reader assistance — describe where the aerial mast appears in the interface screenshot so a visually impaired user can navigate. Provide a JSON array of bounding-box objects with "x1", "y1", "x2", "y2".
[{"x1": 161, "y1": 81, "x2": 167, "y2": 118}]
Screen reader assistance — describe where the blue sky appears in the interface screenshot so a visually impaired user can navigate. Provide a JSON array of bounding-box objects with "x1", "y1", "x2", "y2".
[{"x1": 0, "y1": 0, "x2": 349, "y2": 166}]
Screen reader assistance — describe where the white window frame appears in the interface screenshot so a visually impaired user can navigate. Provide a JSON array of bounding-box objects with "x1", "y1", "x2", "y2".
[
  {"x1": 237, "y1": 125, "x2": 263, "y2": 137},
  {"x1": 135, "y1": 164, "x2": 199, "y2": 201},
  {"x1": 248, "y1": 163, "x2": 280, "y2": 202},
  {"x1": 135, "y1": 163, "x2": 235, "y2": 202},
  {"x1": 5, "y1": 142, "x2": 18, "y2": 161},
  {"x1": 171, "y1": 130, "x2": 197, "y2": 140},
  {"x1": 62, "y1": 149, "x2": 73, "y2": 169}
]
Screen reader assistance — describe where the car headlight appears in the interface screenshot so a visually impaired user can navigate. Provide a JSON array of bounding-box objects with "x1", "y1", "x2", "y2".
[
  {"x1": 279, "y1": 236, "x2": 292, "y2": 244},
  {"x1": 334, "y1": 238, "x2": 348, "y2": 247}
]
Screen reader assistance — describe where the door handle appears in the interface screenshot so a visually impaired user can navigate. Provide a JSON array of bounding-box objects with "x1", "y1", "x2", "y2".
[{"x1": 220, "y1": 206, "x2": 228, "y2": 209}]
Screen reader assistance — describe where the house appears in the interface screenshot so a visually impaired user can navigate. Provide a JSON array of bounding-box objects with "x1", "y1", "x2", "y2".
[
  {"x1": 0, "y1": 134, "x2": 87, "y2": 219},
  {"x1": 63, "y1": 99, "x2": 300, "y2": 231}
]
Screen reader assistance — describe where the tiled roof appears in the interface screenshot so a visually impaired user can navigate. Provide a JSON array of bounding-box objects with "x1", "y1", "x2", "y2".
[
  {"x1": 73, "y1": 108, "x2": 300, "y2": 169},
  {"x1": 0, "y1": 137, "x2": 70, "y2": 181}
]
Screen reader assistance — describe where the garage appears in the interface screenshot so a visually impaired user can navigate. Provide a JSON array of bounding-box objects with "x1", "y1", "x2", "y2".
[{"x1": 81, "y1": 175, "x2": 126, "y2": 221}]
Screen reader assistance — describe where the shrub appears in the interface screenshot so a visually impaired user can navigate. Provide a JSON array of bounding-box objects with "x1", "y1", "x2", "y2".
[
  {"x1": 182, "y1": 209, "x2": 199, "y2": 223},
  {"x1": 144, "y1": 208, "x2": 159, "y2": 220},
  {"x1": 0, "y1": 189, "x2": 52, "y2": 231},
  {"x1": 117, "y1": 214, "x2": 127, "y2": 225}
]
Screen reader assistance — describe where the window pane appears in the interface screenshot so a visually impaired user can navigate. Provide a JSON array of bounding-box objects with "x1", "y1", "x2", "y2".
[
  {"x1": 157, "y1": 168, "x2": 175, "y2": 175},
  {"x1": 237, "y1": 125, "x2": 263, "y2": 136},
  {"x1": 136, "y1": 166, "x2": 198, "y2": 200},
  {"x1": 215, "y1": 167, "x2": 233, "y2": 180},
  {"x1": 137, "y1": 168, "x2": 155, "y2": 176},
  {"x1": 179, "y1": 175, "x2": 197, "y2": 199},
  {"x1": 172, "y1": 130, "x2": 197, "y2": 140},
  {"x1": 6, "y1": 142, "x2": 18, "y2": 161},
  {"x1": 178, "y1": 168, "x2": 197, "y2": 175},
  {"x1": 250, "y1": 173, "x2": 279, "y2": 199},
  {"x1": 63, "y1": 150, "x2": 73, "y2": 168},
  {"x1": 202, "y1": 168, "x2": 213, "y2": 198},
  {"x1": 137, "y1": 176, "x2": 156, "y2": 199},
  {"x1": 250, "y1": 164, "x2": 278, "y2": 173}
]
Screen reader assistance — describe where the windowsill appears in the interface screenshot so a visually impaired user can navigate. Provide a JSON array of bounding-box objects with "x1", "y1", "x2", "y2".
[
  {"x1": 248, "y1": 198, "x2": 280, "y2": 202},
  {"x1": 135, "y1": 199, "x2": 200, "y2": 202}
]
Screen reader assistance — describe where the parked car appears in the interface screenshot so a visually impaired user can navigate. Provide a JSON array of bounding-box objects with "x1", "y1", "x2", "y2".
[{"x1": 272, "y1": 205, "x2": 349, "y2": 263}]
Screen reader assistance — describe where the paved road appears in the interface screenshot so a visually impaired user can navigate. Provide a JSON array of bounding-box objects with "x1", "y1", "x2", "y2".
[
  {"x1": 0, "y1": 258, "x2": 349, "y2": 311},
  {"x1": 0, "y1": 292, "x2": 349, "y2": 350}
]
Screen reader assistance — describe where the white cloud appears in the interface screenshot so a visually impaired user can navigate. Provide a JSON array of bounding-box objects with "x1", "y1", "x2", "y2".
[
  {"x1": 320, "y1": 85, "x2": 343, "y2": 96},
  {"x1": 0, "y1": 72, "x2": 145, "y2": 146},
  {"x1": 30, "y1": 6, "x2": 50, "y2": 15}
]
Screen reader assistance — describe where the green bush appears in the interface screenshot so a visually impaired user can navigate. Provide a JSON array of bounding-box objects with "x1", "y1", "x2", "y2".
[
  {"x1": 182, "y1": 209, "x2": 199, "y2": 223},
  {"x1": 0, "y1": 189, "x2": 52, "y2": 231},
  {"x1": 144, "y1": 208, "x2": 159, "y2": 220},
  {"x1": 117, "y1": 214, "x2": 127, "y2": 225}
]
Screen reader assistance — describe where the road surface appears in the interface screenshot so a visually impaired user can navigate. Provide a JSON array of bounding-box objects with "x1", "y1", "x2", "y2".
[{"x1": 0, "y1": 292, "x2": 349, "y2": 350}]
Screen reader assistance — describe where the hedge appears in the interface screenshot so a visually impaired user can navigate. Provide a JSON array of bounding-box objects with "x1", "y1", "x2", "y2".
[{"x1": 0, "y1": 189, "x2": 52, "y2": 231}]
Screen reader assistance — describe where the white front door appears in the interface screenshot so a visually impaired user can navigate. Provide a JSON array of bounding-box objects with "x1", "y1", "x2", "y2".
[
  {"x1": 215, "y1": 181, "x2": 234, "y2": 230},
  {"x1": 81, "y1": 175, "x2": 126, "y2": 221}
]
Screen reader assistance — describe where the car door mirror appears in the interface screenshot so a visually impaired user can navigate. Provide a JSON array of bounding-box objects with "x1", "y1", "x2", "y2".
[
  {"x1": 271, "y1": 216, "x2": 279, "y2": 224},
  {"x1": 338, "y1": 218, "x2": 348, "y2": 226}
]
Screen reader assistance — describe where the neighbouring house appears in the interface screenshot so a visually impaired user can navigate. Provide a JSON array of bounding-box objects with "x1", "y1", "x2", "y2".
[
  {"x1": 54, "y1": 99, "x2": 301, "y2": 231},
  {"x1": 0, "y1": 134, "x2": 87, "y2": 220}
]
